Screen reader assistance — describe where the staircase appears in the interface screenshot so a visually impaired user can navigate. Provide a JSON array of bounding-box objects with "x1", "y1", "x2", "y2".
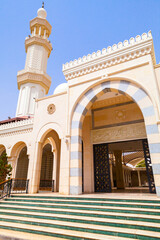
[{"x1": 0, "y1": 195, "x2": 160, "y2": 240}]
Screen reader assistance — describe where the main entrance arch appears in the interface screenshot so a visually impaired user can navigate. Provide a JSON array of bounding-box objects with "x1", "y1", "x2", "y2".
[{"x1": 70, "y1": 80, "x2": 160, "y2": 195}]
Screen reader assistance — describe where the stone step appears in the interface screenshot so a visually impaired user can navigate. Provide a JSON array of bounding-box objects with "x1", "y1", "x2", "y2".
[
  {"x1": 0, "y1": 229, "x2": 64, "y2": 240},
  {"x1": 10, "y1": 195, "x2": 160, "y2": 203},
  {"x1": 0, "y1": 216, "x2": 160, "y2": 240},
  {"x1": 1, "y1": 195, "x2": 160, "y2": 240},
  {"x1": 1, "y1": 203, "x2": 160, "y2": 220},
  {"x1": 0, "y1": 202, "x2": 160, "y2": 222},
  {"x1": 7, "y1": 197, "x2": 160, "y2": 207},
  {"x1": 2, "y1": 200, "x2": 160, "y2": 214},
  {"x1": 1, "y1": 209, "x2": 160, "y2": 229},
  {"x1": 0, "y1": 221, "x2": 136, "y2": 240}
]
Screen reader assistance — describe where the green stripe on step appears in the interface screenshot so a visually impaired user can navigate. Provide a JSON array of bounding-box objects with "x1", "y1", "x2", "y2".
[
  {"x1": 0, "y1": 211, "x2": 160, "y2": 232},
  {"x1": 1, "y1": 206, "x2": 160, "y2": 223},
  {"x1": 10, "y1": 195, "x2": 160, "y2": 204},
  {"x1": 0, "y1": 225, "x2": 91, "y2": 240},
  {"x1": 1, "y1": 202, "x2": 160, "y2": 215},
  {"x1": 6, "y1": 198, "x2": 160, "y2": 209},
  {"x1": 1, "y1": 218, "x2": 160, "y2": 240}
]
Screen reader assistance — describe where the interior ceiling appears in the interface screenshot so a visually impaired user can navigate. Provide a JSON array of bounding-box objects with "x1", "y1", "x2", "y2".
[
  {"x1": 96, "y1": 92, "x2": 121, "y2": 101},
  {"x1": 91, "y1": 92, "x2": 133, "y2": 110}
]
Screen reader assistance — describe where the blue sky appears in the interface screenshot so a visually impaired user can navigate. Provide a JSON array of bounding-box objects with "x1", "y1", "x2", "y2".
[{"x1": 0, "y1": 0, "x2": 160, "y2": 120}]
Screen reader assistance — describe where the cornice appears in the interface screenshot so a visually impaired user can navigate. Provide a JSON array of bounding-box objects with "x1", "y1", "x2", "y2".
[
  {"x1": 154, "y1": 63, "x2": 160, "y2": 69},
  {"x1": 36, "y1": 90, "x2": 67, "y2": 102},
  {"x1": 0, "y1": 119, "x2": 33, "y2": 137},
  {"x1": 25, "y1": 36, "x2": 52, "y2": 57},
  {"x1": 17, "y1": 71, "x2": 51, "y2": 94},
  {"x1": 30, "y1": 17, "x2": 52, "y2": 35},
  {"x1": 63, "y1": 31, "x2": 156, "y2": 81}
]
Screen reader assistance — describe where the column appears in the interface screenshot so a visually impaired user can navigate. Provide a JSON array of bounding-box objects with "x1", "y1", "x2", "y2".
[
  {"x1": 137, "y1": 170, "x2": 142, "y2": 187},
  {"x1": 29, "y1": 142, "x2": 42, "y2": 193},
  {"x1": 114, "y1": 150, "x2": 125, "y2": 189},
  {"x1": 82, "y1": 115, "x2": 94, "y2": 193},
  {"x1": 59, "y1": 138, "x2": 70, "y2": 195},
  {"x1": 34, "y1": 27, "x2": 36, "y2": 36},
  {"x1": 39, "y1": 26, "x2": 41, "y2": 36},
  {"x1": 110, "y1": 160, "x2": 114, "y2": 188},
  {"x1": 52, "y1": 149, "x2": 57, "y2": 192}
]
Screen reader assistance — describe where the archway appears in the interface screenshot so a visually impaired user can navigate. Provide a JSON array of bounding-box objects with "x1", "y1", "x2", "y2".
[
  {"x1": 10, "y1": 142, "x2": 28, "y2": 179},
  {"x1": 15, "y1": 146, "x2": 29, "y2": 179},
  {"x1": 35, "y1": 129, "x2": 61, "y2": 193},
  {"x1": 70, "y1": 80, "x2": 160, "y2": 195},
  {"x1": 0, "y1": 145, "x2": 7, "y2": 182},
  {"x1": 39, "y1": 143, "x2": 54, "y2": 191},
  {"x1": 0, "y1": 145, "x2": 6, "y2": 156}
]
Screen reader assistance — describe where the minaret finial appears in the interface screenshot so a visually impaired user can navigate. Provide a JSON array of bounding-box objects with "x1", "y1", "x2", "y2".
[{"x1": 42, "y1": 2, "x2": 44, "y2": 8}]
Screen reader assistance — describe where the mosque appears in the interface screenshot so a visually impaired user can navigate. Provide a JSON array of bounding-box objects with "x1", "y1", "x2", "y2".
[{"x1": 0, "y1": 5, "x2": 160, "y2": 197}]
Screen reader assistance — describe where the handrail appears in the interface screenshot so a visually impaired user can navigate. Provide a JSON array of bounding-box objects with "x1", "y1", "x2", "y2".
[
  {"x1": 0, "y1": 178, "x2": 29, "y2": 200},
  {"x1": 12, "y1": 178, "x2": 28, "y2": 181},
  {"x1": 0, "y1": 178, "x2": 27, "y2": 186},
  {"x1": 0, "y1": 178, "x2": 26, "y2": 185},
  {"x1": 0, "y1": 178, "x2": 12, "y2": 186},
  {"x1": 0, "y1": 179, "x2": 12, "y2": 200}
]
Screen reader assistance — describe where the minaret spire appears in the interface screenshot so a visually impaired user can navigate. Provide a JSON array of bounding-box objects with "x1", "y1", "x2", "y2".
[{"x1": 16, "y1": 6, "x2": 52, "y2": 117}]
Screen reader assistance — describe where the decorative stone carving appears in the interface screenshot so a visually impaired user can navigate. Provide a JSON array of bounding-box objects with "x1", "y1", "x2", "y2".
[
  {"x1": 115, "y1": 110, "x2": 126, "y2": 120},
  {"x1": 17, "y1": 71, "x2": 51, "y2": 93},
  {"x1": 47, "y1": 104, "x2": 56, "y2": 114},
  {"x1": 91, "y1": 122, "x2": 147, "y2": 144},
  {"x1": 25, "y1": 36, "x2": 52, "y2": 57},
  {"x1": 63, "y1": 31, "x2": 155, "y2": 80},
  {"x1": 0, "y1": 119, "x2": 33, "y2": 137}
]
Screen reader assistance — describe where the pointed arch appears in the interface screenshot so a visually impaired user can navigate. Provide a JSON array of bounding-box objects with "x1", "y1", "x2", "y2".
[{"x1": 70, "y1": 79, "x2": 160, "y2": 195}]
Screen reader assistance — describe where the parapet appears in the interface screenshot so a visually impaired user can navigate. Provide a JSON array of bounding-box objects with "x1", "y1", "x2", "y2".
[{"x1": 63, "y1": 31, "x2": 155, "y2": 80}]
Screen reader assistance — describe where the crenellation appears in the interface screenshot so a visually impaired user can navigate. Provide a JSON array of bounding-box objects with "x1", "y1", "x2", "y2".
[{"x1": 63, "y1": 31, "x2": 153, "y2": 72}]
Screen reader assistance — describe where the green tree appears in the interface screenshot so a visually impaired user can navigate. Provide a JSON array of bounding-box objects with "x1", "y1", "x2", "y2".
[{"x1": 0, "y1": 152, "x2": 12, "y2": 183}]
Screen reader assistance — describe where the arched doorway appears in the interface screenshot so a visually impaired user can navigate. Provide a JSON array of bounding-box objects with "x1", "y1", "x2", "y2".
[
  {"x1": 0, "y1": 145, "x2": 6, "y2": 156},
  {"x1": 70, "y1": 80, "x2": 159, "y2": 195},
  {"x1": 39, "y1": 143, "x2": 54, "y2": 191},
  {"x1": 0, "y1": 145, "x2": 7, "y2": 182},
  {"x1": 15, "y1": 146, "x2": 29, "y2": 179},
  {"x1": 37, "y1": 130, "x2": 61, "y2": 193},
  {"x1": 11, "y1": 145, "x2": 29, "y2": 192}
]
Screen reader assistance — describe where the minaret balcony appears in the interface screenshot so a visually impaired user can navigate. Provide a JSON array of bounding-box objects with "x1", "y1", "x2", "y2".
[
  {"x1": 17, "y1": 70, "x2": 51, "y2": 94},
  {"x1": 30, "y1": 17, "x2": 52, "y2": 36}
]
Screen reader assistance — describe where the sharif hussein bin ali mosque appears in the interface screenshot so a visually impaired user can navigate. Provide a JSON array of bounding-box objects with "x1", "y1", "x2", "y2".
[{"x1": 1, "y1": 5, "x2": 160, "y2": 198}]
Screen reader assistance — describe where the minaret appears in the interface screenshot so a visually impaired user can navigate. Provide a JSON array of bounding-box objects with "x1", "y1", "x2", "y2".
[{"x1": 16, "y1": 4, "x2": 52, "y2": 117}]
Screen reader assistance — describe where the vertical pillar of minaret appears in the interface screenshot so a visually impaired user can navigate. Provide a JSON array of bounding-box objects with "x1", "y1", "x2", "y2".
[{"x1": 16, "y1": 6, "x2": 52, "y2": 117}]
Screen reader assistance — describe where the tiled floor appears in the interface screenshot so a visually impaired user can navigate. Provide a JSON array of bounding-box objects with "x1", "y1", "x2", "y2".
[{"x1": 34, "y1": 190, "x2": 158, "y2": 200}]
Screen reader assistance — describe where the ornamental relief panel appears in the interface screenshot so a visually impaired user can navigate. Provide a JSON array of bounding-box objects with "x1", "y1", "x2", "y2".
[
  {"x1": 91, "y1": 122, "x2": 147, "y2": 144},
  {"x1": 92, "y1": 102, "x2": 143, "y2": 129},
  {"x1": 47, "y1": 104, "x2": 56, "y2": 114}
]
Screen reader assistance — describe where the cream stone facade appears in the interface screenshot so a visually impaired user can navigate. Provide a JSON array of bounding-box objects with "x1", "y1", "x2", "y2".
[{"x1": 1, "y1": 6, "x2": 160, "y2": 196}]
